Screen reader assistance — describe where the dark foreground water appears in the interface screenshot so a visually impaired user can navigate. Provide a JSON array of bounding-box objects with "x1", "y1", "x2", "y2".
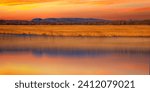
[{"x1": 0, "y1": 34, "x2": 150, "y2": 75}]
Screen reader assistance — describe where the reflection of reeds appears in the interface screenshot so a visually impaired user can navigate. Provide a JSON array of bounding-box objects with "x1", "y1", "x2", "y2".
[
  {"x1": 0, "y1": 35, "x2": 150, "y2": 51},
  {"x1": 0, "y1": 35, "x2": 150, "y2": 56}
]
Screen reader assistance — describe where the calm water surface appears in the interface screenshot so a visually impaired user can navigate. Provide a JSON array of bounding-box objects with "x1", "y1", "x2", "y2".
[{"x1": 0, "y1": 34, "x2": 150, "y2": 75}]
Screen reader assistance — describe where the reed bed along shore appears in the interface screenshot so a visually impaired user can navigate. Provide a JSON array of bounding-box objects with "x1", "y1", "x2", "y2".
[{"x1": 0, "y1": 25, "x2": 150, "y2": 37}]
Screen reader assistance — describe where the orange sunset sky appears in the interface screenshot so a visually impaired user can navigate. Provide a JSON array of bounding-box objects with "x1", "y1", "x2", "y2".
[{"x1": 0, "y1": 0, "x2": 150, "y2": 20}]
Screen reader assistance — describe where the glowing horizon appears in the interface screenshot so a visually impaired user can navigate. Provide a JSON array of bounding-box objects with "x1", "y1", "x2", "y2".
[{"x1": 0, "y1": 0, "x2": 150, "y2": 20}]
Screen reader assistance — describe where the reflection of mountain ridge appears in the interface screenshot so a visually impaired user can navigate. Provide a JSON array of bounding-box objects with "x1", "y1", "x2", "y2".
[{"x1": 0, "y1": 48, "x2": 150, "y2": 57}]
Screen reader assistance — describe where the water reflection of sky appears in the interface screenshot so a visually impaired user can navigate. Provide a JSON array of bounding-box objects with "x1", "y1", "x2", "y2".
[{"x1": 0, "y1": 35, "x2": 150, "y2": 75}]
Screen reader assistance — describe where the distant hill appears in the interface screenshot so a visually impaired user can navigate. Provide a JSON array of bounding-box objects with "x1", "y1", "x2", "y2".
[
  {"x1": 0, "y1": 18, "x2": 149, "y2": 25},
  {"x1": 31, "y1": 18, "x2": 109, "y2": 24}
]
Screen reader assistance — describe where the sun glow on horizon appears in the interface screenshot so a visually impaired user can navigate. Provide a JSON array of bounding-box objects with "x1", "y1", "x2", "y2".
[{"x1": 0, "y1": 0, "x2": 150, "y2": 20}]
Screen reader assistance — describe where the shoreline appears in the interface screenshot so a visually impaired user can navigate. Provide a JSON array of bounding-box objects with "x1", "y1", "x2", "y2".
[{"x1": 0, "y1": 33, "x2": 150, "y2": 37}]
